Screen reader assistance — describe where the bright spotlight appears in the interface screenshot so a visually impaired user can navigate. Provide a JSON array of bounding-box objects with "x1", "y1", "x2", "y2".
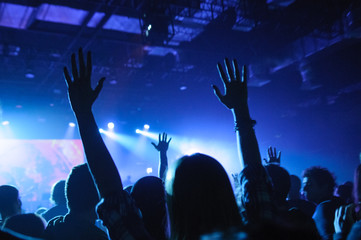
[
  {"x1": 69, "y1": 122, "x2": 76, "y2": 127},
  {"x1": 143, "y1": 124, "x2": 150, "y2": 130},
  {"x1": 135, "y1": 129, "x2": 141, "y2": 134},
  {"x1": 107, "y1": 122, "x2": 114, "y2": 129},
  {"x1": 99, "y1": 128, "x2": 104, "y2": 133},
  {"x1": 2, "y1": 121, "x2": 9, "y2": 126},
  {"x1": 146, "y1": 167, "x2": 153, "y2": 174}
]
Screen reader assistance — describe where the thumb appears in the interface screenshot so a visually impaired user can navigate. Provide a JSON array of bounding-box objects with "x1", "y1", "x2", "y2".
[
  {"x1": 94, "y1": 77, "x2": 105, "y2": 99},
  {"x1": 212, "y1": 85, "x2": 224, "y2": 102}
]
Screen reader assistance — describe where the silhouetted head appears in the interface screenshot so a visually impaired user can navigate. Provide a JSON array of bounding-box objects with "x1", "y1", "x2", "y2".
[
  {"x1": 66, "y1": 164, "x2": 99, "y2": 214},
  {"x1": 3, "y1": 213, "x2": 46, "y2": 238},
  {"x1": 0, "y1": 185, "x2": 21, "y2": 220},
  {"x1": 166, "y1": 153, "x2": 241, "y2": 240},
  {"x1": 288, "y1": 175, "x2": 302, "y2": 200},
  {"x1": 131, "y1": 176, "x2": 167, "y2": 240},
  {"x1": 50, "y1": 180, "x2": 66, "y2": 206},
  {"x1": 335, "y1": 181, "x2": 353, "y2": 204},
  {"x1": 265, "y1": 165, "x2": 290, "y2": 205},
  {"x1": 302, "y1": 166, "x2": 336, "y2": 204}
]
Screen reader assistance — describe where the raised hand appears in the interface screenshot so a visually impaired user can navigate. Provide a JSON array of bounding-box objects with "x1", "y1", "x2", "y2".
[
  {"x1": 64, "y1": 48, "x2": 105, "y2": 114},
  {"x1": 212, "y1": 58, "x2": 248, "y2": 113},
  {"x1": 334, "y1": 204, "x2": 356, "y2": 235},
  {"x1": 263, "y1": 146, "x2": 281, "y2": 165},
  {"x1": 151, "y1": 133, "x2": 171, "y2": 152},
  {"x1": 213, "y1": 58, "x2": 261, "y2": 170}
]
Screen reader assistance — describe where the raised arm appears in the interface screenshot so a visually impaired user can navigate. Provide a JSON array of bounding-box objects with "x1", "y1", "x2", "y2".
[
  {"x1": 64, "y1": 48, "x2": 122, "y2": 197},
  {"x1": 151, "y1": 133, "x2": 171, "y2": 181},
  {"x1": 212, "y1": 58, "x2": 261, "y2": 169}
]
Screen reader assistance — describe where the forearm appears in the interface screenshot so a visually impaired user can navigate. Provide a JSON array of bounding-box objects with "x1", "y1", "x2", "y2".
[
  {"x1": 75, "y1": 111, "x2": 123, "y2": 197},
  {"x1": 232, "y1": 108, "x2": 262, "y2": 169},
  {"x1": 158, "y1": 151, "x2": 168, "y2": 181}
]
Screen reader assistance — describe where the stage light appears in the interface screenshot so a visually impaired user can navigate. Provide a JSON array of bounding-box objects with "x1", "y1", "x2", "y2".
[
  {"x1": 99, "y1": 128, "x2": 104, "y2": 133},
  {"x1": 2, "y1": 121, "x2": 9, "y2": 126},
  {"x1": 144, "y1": 124, "x2": 150, "y2": 130},
  {"x1": 108, "y1": 122, "x2": 114, "y2": 129},
  {"x1": 135, "y1": 129, "x2": 141, "y2": 134},
  {"x1": 69, "y1": 122, "x2": 75, "y2": 127},
  {"x1": 146, "y1": 167, "x2": 153, "y2": 174}
]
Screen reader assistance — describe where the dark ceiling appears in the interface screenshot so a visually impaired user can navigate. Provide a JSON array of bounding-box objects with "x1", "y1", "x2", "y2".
[{"x1": 0, "y1": 0, "x2": 361, "y2": 181}]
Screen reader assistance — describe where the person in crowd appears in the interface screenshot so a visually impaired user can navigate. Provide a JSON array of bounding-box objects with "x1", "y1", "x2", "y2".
[
  {"x1": 262, "y1": 147, "x2": 319, "y2": 239},
  {"x1": 151, "y1": 132, "x2": 171, "y2": 181},
  {"x1": 63, "y1": 48, "x2": 153, "y2": 240},
  {"x1": 334, "y1": 164, "x2": 361, "y2": 240},
  {"x1": 288, "y1": 174, "x2": 316, "y2": 217},
  {"x1": 335, "y1": 182, "x2": 354, "y2": 205},
  {"x1": 131, "y1": 176, "x2": 168, "y2": 240},
  {"x1": 41, "y1": 180, "x2": 68, "y2": 222},
  {"x1": 44, "y1": 164, "x2": 108, "y2": 240},
  {"x1": 0, "y1": 185, "x2": 22, "y2": 226},
  {"x1": 2, "y1": 213, "x2": 46, "y2": 239},
  {"x1": 213, "y1": 59, "x2": 321, "y2": 239},
  {"x1": 302, "y1": 166, "x2": 344, "y2": 240},
  {"x1": 213, "y1": 59, "x2": 274, "y2": 225}
]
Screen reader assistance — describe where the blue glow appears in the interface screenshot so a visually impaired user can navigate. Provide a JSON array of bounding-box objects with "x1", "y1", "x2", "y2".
[
  {"x1": 135, "y1": 130, "x2": 158, "y2": 140},
  {"x1": 143, "y1": 124, "x2": 150, "y2": 130},
  {"x1": 100, "y1": 130, "x2": 140, "y2": 155},
  {"x1": 68, "y1": 122, "x2": 75, "y2": 127}
]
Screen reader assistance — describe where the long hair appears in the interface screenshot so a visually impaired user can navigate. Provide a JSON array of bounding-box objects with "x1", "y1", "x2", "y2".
[{"x1": 166, "y1": 153, "x2": 242, "y2": 240}]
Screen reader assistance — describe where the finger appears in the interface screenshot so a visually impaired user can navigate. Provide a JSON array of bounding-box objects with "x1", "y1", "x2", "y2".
[
  {"x1": 233, "y1": 59, "x2": 241, "y2": 81},
  {"x1": 212, "y1": 85, "x2": 224, "y2": 102},
  {"x1": 242, "y1": 65, "x2": 248, "y2": 85},
  {"x1": 71, "y1": 53, "x2": 79, "y2": 81},
  {"x1": 217, "y1": 63, "x2": 229, "y2": 86},
  {"x1": 94, "y1": 77, "x2": 105, "y2": 100},
  {"x1": 78, "y1": 48, "x2": 85, "y2": 79},
  {"x1": 158, "y1": 133, "x2": 161, "y2": 143},
  {"x1": 224, "y1": 58, "x2": 235, "y2": 82},
  {"x1": 63, "y1": 67, "x2": 72, "y2": 88},
  {"x1": 278, "y1": 151, "x2": 281, "y2": 160},
  {"x1": 86, "y1": 51, "x2": 92, "y2": 79},
  {"x1": 167, "y1": 137, "x2": 172, "y2": 144},
  {"x1": 273, "y1": 147, "x2": 277, "y2": 157},
  {"x1": 263, "y1": 158, "x2": 269, "y2": 164},
  {"x1": 151, "y1": 142, "x2": 157, "y2": 148},
  {"x1": 268, "y1": 147, "x2": 272, "y2": 157}
]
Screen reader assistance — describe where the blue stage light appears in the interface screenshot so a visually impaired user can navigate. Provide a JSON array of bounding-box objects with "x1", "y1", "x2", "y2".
[{"x1": 108, "y1": 122, "x2": 114, "y2": 129}]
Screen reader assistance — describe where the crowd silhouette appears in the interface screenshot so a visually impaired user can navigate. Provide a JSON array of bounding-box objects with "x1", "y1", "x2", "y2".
[{"x1": 0, "y1": 49, "x2": 359, "y2": 240}]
